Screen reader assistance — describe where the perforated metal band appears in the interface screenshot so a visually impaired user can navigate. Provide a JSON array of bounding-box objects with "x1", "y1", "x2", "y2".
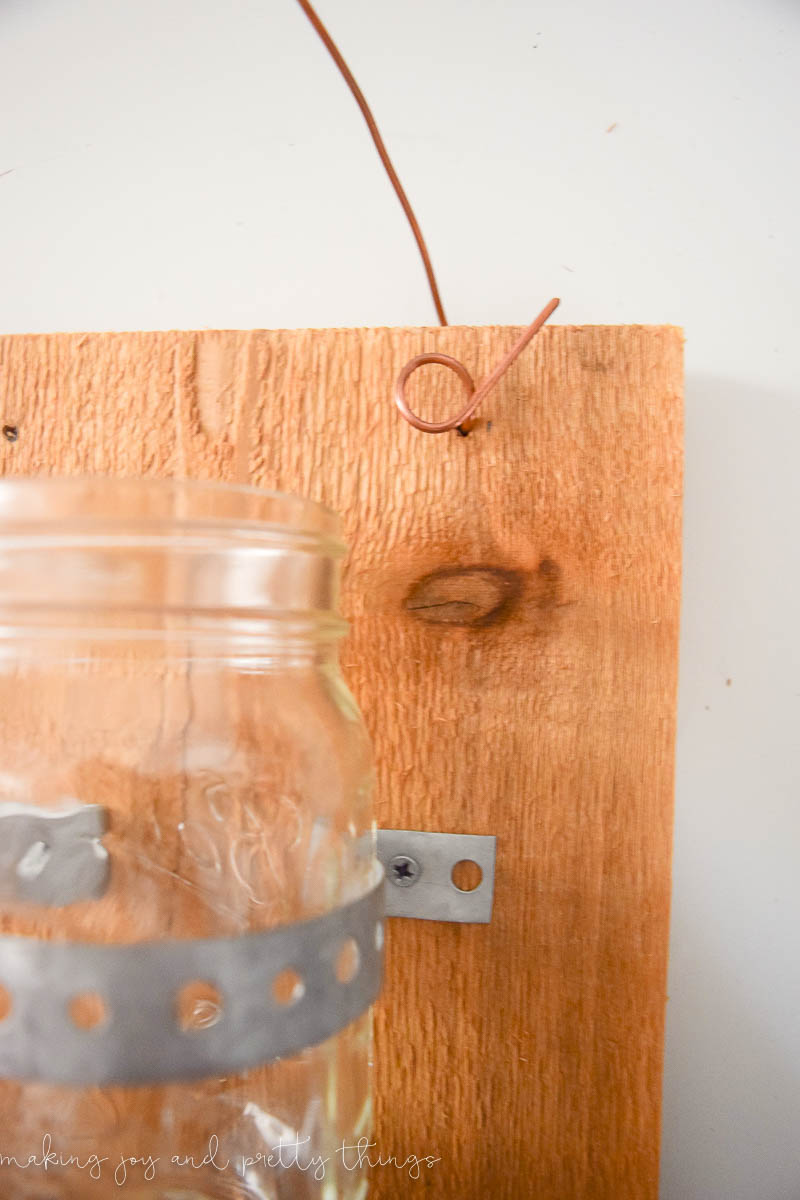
[{"x1": 0, "y1": 864, "x2": 384, "y2": 1087}]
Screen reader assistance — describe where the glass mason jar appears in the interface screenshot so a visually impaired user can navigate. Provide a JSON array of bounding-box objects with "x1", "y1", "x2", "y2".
[{"x1": 0, "y1": 477, "x2": 380, "y2": 1200}]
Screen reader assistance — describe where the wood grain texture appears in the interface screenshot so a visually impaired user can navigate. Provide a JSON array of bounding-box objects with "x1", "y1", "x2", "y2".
[{"x1": 0, "y1": 322, "x2": 683, "y2": 1199}]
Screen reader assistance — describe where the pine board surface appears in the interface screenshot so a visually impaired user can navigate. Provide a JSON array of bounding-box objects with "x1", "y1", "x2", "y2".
[{"x1": 0, "y1": 322, "x2": 683, "y2": 1198}]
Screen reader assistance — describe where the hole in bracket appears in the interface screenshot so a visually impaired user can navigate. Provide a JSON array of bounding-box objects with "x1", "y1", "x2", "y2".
[
  {"x1": 335, "y1": 937, "x2": 360, "y2": 984},
  {"x1": 68, "y1": 991, "x2": 108, "y2": 1031},
  {"x1": 451, "y1": 860, "x2": 483, "y2": 893},
  {"x1": 176, "y1": 980, "x2": 223, "y2": 1031},
  {"x1": 272, "y1": 968, "x2": 305, "y2": 1008}
]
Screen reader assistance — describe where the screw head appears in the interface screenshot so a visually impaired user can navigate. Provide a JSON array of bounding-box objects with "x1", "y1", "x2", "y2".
[{"x1": 388, "y1": 854, "x2": 421, "y2": 887}]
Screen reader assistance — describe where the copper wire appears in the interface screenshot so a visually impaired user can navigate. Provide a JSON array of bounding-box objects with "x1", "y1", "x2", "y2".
[
  {"x1": 295, "y1": 0, "x2": 559, "y2": 434},
  {"x1": 395, "y1": 297, "x2": 560, "y2": 433},
  {"x1": 295, "y1": 0, "x2": 448, "y2": 325}
]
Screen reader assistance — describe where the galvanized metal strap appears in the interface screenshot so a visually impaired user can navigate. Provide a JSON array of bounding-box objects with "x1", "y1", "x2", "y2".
[{"x1": 0, "y1": 864, "x2": 384, "y2": 1087}]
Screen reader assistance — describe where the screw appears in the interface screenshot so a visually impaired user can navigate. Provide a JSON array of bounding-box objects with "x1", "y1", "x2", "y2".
[
  {"x1": 2, "y1": 425, "x2": 18, "y2": 443},
  {"x1": 388, "y1": 854, "x2": 421, "y2": 887}
]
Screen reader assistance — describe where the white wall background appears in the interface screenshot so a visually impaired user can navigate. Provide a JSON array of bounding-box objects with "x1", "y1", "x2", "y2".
[{"x1": 1, "y1": 0, "x2": 798, "y2": 1194}]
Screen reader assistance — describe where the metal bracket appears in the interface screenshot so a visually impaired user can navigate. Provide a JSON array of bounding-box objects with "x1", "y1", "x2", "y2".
[
  {"x1": 377, "y1": 829, "x2": 496, "y2": 924},
  {"x1": 0, "y1": 801, "x2": 497, "y2": 928},
  {"x1": 0, "y1": 801, "x2": 109, "y2": 907},
  {"x1": 0, "y1": 863, "x2": 384, "y2": 1087},
  {"x1": 0, "y1": 820, "x2": 497, "y2": 1088}
]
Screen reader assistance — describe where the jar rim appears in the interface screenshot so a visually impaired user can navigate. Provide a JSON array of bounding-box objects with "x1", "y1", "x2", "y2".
[{"x1": 0, "y1": 476, "x2": 344, "y2": 550}]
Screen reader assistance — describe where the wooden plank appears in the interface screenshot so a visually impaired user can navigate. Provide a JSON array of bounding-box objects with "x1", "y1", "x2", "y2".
[{"x1": 0, "y1": 322, "x2": 683, "y2": 1198}]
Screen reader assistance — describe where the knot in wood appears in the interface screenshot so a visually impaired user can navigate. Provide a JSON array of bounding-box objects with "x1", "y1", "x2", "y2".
[{"x1": 404, "y1": 566, "x2": 522, "y2": 628}]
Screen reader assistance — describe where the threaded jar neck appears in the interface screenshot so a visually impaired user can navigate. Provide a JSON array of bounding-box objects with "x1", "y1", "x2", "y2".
[{"x1": 0, "y1": 477, "x2": 347, "y2": 644}]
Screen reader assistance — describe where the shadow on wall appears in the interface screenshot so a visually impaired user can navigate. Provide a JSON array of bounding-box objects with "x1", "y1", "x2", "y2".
[{"x1": 660, "y1": 375, "x2": 800, "y2": 1200}]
